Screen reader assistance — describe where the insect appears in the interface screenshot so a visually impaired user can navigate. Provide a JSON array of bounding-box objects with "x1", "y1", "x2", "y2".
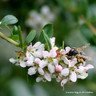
[{"x1": 67, "y1": 44, "x2": 90, "y2": 63}]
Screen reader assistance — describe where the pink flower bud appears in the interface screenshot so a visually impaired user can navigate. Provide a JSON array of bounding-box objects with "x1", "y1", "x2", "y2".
[{"x1": 56, "y1": 65, "x2": 63, "y2": 72}]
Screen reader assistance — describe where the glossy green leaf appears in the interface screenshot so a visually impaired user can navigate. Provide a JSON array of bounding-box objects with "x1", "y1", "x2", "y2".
[
  {"x1": 24, "y1": 30, "x2": 36, "y2": 45},
  {"x1": 1, "y1": 15, "x2": 18, "y2": 25},
  {"x1": 80, "y1": 24, "x2": 96, "y2": 45},
  {"x1": 12, "y1": 25, "x2": 18, "y2": 35},
  {"x1": 11, "y1": 35, "x2": 19, "y2": 41},
  {"x1": 39, "y1": 24, "x2": 53, "y2": 42},
  {"x1": 43, "y1": 30, "x2": 52, "y2": 50}
]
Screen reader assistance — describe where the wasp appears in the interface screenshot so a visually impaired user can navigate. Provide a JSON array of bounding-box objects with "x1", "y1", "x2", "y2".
[{"x1": 67, "y1": 44, "x2": 90, "y2": 63}]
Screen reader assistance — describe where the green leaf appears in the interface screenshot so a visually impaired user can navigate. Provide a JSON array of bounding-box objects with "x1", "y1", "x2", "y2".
[
  {"x1": 1, "y1": 15, "x2": 18, "y2": 25},
  {"x1": 80, "y1": 24, "x2": 96, "y2": 45},
  {"x1": 43, "y1": 30, "x2": 52, "y2": 50},
  {"x1": 39, "y1": 24, "x2": 53, "y2": 42},
  {"x1": 24, "y1": 30, "x2": 36, "y2": 45},
  {"x1": 11, "y1": 35, "x2": 19, "y2": 41},
  {"x1": 12, "y1": 25, "x2": 18, "y2": 35}
]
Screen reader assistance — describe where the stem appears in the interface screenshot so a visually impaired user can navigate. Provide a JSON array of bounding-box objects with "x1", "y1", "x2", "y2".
[
  {"x1": 0, "y1": 32, "x2": 19, "y2": 46},
  {"x1": 5, "y1": 24, "x2": 13, "y2": 35},
  {"x1": 62, "y1": 41, "x2": 64, "y2": 49},
  {"x1": 18, "y1": 25, "x2": 23, "y2": 48}
]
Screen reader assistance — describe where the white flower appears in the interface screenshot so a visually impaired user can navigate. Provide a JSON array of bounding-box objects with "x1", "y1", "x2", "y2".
[
  {"x1": 48, "y1": 63, "x2": 55, "y2": 73},
  {"x1": 43, "y1": 51, "x2": 50, "y2": 58},
  {"x1": 44, "y1": 72, "x2": 51, "y2": 82},
  {"x1": 50, "y1": 37, "x2": 58, "y2": 50},
  {"x1": 53, "y1": 59, "x2": 58, "y2": 66},
  {"x1": 19, "y1": 60, "x2": 26, "y2": 68},
  {"x1": 35, "y1": 58, "x2": 41, "y2": 64},
  {"x1": 26, "y1": 6, "x2": 55, "y2": 30},
  {"x1": 28, "y1": 42, "x2": 44, "y2": 58},
  {"x1": 43, "y1": 49, "x2": 57, "y2": 58},
  {"x1": 62, "y1": 56, "x2": 70, "y2": 65},
  {"x1": 36, "y1": 77, "x2": 43, "y2": 82},
  {"x1": 61, "y1": 79, "x2": 68, "y2": 87},
  {"x1": 38, "y1": 67, "x2": 44, "y2": 75},
  {"x1": 39, "y1": 60, "x2": 48, "y2": 68},
  {"x1": 63, "y1": 46, "x2": 71, "y2": 54},
  {"x1": 85, "y1": 64, "x2": 94, "y2": 70},
  {"x1": 28, "y1": 67, "x2": 36, "y2": 75},
  {"x1": 77, "y1": 72, "x2": 88, "y2": 79},
  {"x1": 69, "y1": 71, "x2": 77, "y2": 82},
  {"x1": 61, "y1": 68, "x2": 69, "y2": 76},
  {"x1": 49, "y1": 49, "x2": 57, "y2": 57},
  {"x1": 9, "y1": 58, "x2": 17, "y2": 64},
  {"x1": 26, "y1": 51, "x2": 34, "y2": 66}
]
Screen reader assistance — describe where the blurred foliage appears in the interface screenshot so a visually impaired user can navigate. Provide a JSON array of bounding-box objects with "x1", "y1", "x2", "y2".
[{"x1": 0, "y1": 0, "x2": 96, "y2": 96}]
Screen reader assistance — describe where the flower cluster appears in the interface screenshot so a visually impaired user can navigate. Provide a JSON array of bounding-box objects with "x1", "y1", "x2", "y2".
[
  {"x1": 26, "y1": 6, "x2": 55, "y2": 30},
  {"x1": 9, "y1": 37, "x2": 94, "y2": 87}
]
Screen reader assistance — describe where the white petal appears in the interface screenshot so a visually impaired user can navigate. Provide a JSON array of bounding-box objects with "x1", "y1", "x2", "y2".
[
  {"x1": 48, "y1": 64, "x2": 55, "y2": 73},
  {"x1": 43, "y1": 51, "x2": 50, "y2": 58},
  {"x1": 53, "y1": 59, "x2": 58, "y2": 66},
  {"x1": 75, "y1": 66, "x2": 85, "y2": 73},
  {"x1": 33, "y1": 51, "x2": 43, "y2": 58},
  {"x1": 44, "y1": 73, "x2": 51, "y2": 82},
  {"x1": 70, "y1": 71, "x2": 77, "y2": 82},
  {"x1": 9, "y1": 58, "x2": 17, "y2": 64},
  {"x1": 50, "y1": 37, "x2": 55, "y2": 46},
  {"x1": 36, "y1": 77, "x2": 43, "y2": 82},
  {"x1": 61, "y1": 68, "x2": 69, "y2": 76},
  {"x1": 61, "y1": 79, "x2": 68, "y2": 87},
  {"x1": 65, "y1": 47, "x2": 71, "y2": 54},
  {"x1": 62, "y1": 56, "x2": 70, "y2": 65},
  {"x1": 35, "y1": 58, "x2": 41, "y2": 64},
  {"x1": 28, "y1": 67, "x2": 36, "y2": 75},
  {"x1": 33, "y1": 42, "x2": 41, "y2": 49},
  {"x1": 38, "y1": 44, "x2": 44, "y2": 51},
  {"x1": 49, "y1": 49, "x2": 57, "y2": 57},
  {"x1": 85, "y1": 64, "x2": 94, "y2": 70},
  {"x1": 38, "y1": 67, "x2": 44, "y2": 75},
  {"x1": 77, "y1": 72, "x2": 88, "y2": 79},
  {"x1": 27, "y1": 43, "x2": 32, "y2": 50},
  {"x1": 39, "y1": 60, "x2": 48, "y2": 68},
  {"x1": 20, "y1": 61, "x2": 26, "y2": 68}
]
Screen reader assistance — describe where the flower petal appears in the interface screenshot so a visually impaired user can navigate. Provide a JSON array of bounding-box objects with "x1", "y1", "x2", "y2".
[
  {"x1": 61, "y1": 68, "x2": 69, "y2": 76},
  {"x1": 49, "y1": 49, "x2": 57, "y2": 57},
  {"x1": 48, "y1": 63, "x2": 55, "y2": 73},
  {"x1": 39, "y1": 60, "x2": 48, "y2": 68},
  {"x1": 36, "y1": 77, "x2": 43, "y2": 82},
  {"x1": 85, "y1": 64, "x2": 94, "y2": 70},
  {"x1": 9, "y1": 58, "x2": 17, "y2": 64},
  {"x1": 77, "y1": 72, "x2": 88, "y2": 79},
  {"x1": 38, "y1": 67, "x2": 44, "y2": 75},
  {"x1": 61, "y1": 79, "x2": 68, "y2": 87},
  {"x1": 44, "y1": 73, "x2": 51, "y2": 82},
  {"x1": 28, "y1": 67, "x2": 36, "y2": 75},
  {"x1": 20, "y1": 60, "x2": 26, "y2": 68},
  {"x1": 70, "y1": 71, "x2": 77, "y2": 82}
]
